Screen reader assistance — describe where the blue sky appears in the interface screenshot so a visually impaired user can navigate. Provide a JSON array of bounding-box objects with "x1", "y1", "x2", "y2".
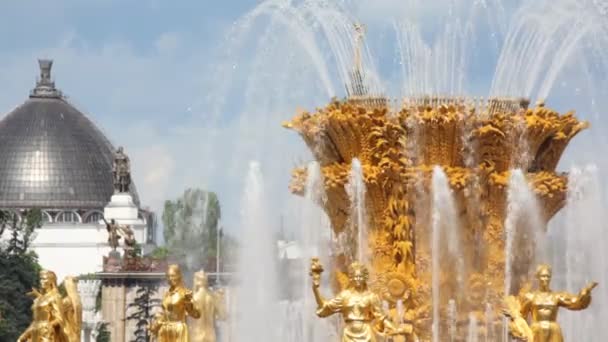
[
  {"x1": 1, "y1": 0, "x2": 608, "y2": 238},
  {"x1": 0, "y1": 1, "x2": 260, "y2": 216}
]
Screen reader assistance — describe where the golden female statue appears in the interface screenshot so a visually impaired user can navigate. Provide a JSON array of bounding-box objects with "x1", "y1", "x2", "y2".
[
  {"x1": 150, "y1": 264, "x2": 201, "y2": 342},
  {"x1": 189, "y1": 270, "x2": 227, "y2": 342},
  {"x1": 62, "y1": 277, "x2": 82, "y2": 342},
  {"x1": 310, "y1": 258, "x2": 412, "y2": 342},
  {"x1": 504, "y1": 264, "x2": 597, "y2": 342},
  {"x1": 18, "y1": 270, "x2": 69, "y2": 342}
]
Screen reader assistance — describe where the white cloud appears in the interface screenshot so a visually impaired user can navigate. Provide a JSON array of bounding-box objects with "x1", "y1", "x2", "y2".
[
  {"x1": 155, "y1": 32, "x2": 181, "y2": 55},
  {"x1": 129, "y1": 143, "x2": 175, "y2": 211}
]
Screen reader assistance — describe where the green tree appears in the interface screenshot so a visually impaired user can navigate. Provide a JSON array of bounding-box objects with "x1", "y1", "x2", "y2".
[
  {"x1": 127, "y1": 283, "x2": 160, "y2": 342},
  {"x1": 0, "y1": 209, "x2": 42, "y2": 341},
  {"x1": 95, "y1": 322, "x2": 111, "y2": 342},
  {"x1": 162, "y1": 188, "x2": 222, "y2": 273}
]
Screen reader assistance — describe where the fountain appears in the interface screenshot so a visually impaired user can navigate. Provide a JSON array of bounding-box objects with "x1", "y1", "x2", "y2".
[
  {"x1": 284, "y1": 87, "x2": 589, "y2": 339},
  {"x1": 190, "y1": 0, "x2": 608, "y2": 340}
]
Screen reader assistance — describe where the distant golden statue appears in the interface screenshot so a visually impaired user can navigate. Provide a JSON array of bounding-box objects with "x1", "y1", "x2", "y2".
[
  {"x1": 504, "y1": 264, "x2": 597, "y2": 342},
  {"x1": 150, "y1": 264, "x2": 201, "y2": 342},
  {"x1": 189, "y1": 270, "x2": 227, "y2": 342},
  {"x1": 62, "y1": 277, "x2": 82, "y2": 342},
  {"x1": 310, "y1": 258, "x2": 412, "y2": 342},
  {"x1": 18, "y1": 270, "x2": 70, "y2": 342}
]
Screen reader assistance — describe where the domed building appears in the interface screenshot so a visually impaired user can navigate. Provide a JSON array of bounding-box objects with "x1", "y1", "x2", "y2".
[{"x1": 0, "y1": 59, "x2": 156, "y2": 280}]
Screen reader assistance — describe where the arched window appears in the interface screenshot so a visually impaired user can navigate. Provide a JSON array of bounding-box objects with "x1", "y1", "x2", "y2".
[
  {"x1": 83, "y1": 211, "x2": 104, "y2": 224},
  {"x1": 55, "y1": 211, "x2": 81, "y2": 223},
  {"x1": 41, "y1": 210, "x2": 53, "y2": 223}
]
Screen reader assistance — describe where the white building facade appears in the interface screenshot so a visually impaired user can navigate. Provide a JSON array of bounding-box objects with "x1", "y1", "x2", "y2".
[{"x1": 0, "y1": 59, "x2": 156, "y2": 281}]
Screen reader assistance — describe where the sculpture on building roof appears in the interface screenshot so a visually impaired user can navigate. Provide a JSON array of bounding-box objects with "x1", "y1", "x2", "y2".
[
  {"x1": 103, "y1": 218, "x2": 121, "y2": 252},
  {"x1": 112, "y1": 146, "x2": 131, "y2": 194}
]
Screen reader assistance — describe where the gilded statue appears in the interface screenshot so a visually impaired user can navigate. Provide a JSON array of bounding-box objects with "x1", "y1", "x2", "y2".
[
  {"x1": 189, "y1": 270, "x2": 227, "y2": 342},
  {"x1": 150, "y1": 264, "x2": 201, "y2": 342},
  {"x1": 504, "y1": 264, "x2": 597, "y2": 342},
  {"x1": 18, "y1": 270, "x2": 80, "y2": 342},
  {"x1": 310, "y1": 258, "x2": 412, "y2": 342},
  {"x1": 62, "y1": 277, "x2": 82, "y2": 342}
]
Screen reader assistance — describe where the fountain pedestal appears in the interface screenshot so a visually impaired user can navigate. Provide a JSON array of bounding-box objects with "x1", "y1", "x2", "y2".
[
  {"x1": 284, "y1": 96, "x2": 587, "y2": 340},
  {"x1": 97, "y1": 272, "x2": 167, "y2": 342}
]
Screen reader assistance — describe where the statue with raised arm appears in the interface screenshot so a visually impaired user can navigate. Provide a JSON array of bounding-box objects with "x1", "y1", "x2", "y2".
[
  {"x1": 150, "y1": 264, "x2": 201, "y2": 342},
  {"x1": 310, "y1": 258, "x2": 412, "y2": 342},
  {"x1": 18, "y1": 270, "x2": 70, "y2": 342},
  {"x1": 103, "y1": 218, "x2": 121, "y2": 252},
  {"x1": 504, "y1": 264, "x2": 598, "y2": 342},
  {"x1": 112, "y1": 146, "x2": 131, "y2": 193},
  {"x1": 189, "y1": 270, "x2": 227, "y2": 342}
]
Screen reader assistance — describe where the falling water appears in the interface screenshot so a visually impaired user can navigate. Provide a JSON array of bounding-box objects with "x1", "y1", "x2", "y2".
[
  {"x1": 504, "y1": 169, "x2": 545, "y2": 296},
  {"x1": 484, "y1": 303, "x2": 494, "y2": 342},
  {"x1": 195, "y1": 0, "x2": 608, "y2": 340},
  {"x1": 233, "y1": 161, "x2": 279, "y2": 341},
  {"x1": 467, "y1": 313, "x2": 479, "y2": 342},
  {"x1": 548, "y1": 165, "x2": 608, "y2": 341},
  {"x1": 294, "y1": 161, "x2": 333, "y2": 342},
  {"x1": 431, "y1": 166, "x2": 464, "y2": 342},
  {"x1": 346, "y1": 158, "x2": 369, "y2": 265},
  {"x1": 396, "y1": 299, "x2": 405, "y2": 324},
  {"x1": 447, "y1": 299, "x2": 457, "y2": 342}
]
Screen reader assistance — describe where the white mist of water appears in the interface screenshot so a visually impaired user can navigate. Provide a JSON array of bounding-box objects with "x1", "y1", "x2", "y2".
[
  {"x1": 447, "y1": 299, "x2": 457, "y2": 342},
  {"x1": 504, "y1": 169, "x2": 545, "y2": 295},
  {"x1": 467, "y1": 313, "x2": 479, "y2": 342},
  {"x1": 193, "y1": 1, "x2": 608, "y2": 340},
  {"x1": 233, "y1": 161, "x2": 279, "y2": 341},
  {"x1": 346, "y1": 158, "x2": 369, "y2": 265},
  {"x1": 396, "y1": 299, "x2": 405, "y2": 324},
  {"x1": 431, "y1": 166, "x2": 464, "y2": 342},
  {"x1": 548, "y1": 165, "x2": 608, "y2": 341},
  {"x1": 292, "y1": 161, "x2": 334, "y2": 342},
  {"x1": 484, "y1": 303, "x2": 494, "y2": 342}
]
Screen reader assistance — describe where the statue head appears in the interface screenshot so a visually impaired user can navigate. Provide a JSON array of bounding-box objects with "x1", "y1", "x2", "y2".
[
  {"x1": 117, "y1": 146, "x2": 124, "y2": 153},
  {"x1": 40, "y1": 270, "x2": 58, "y2": 292},
  {"x1": 536, "y1": 264, "x2": 552, "y2": 290},
  {"x1": 348, "y1": 262, "x2": 369, "y2": 290},
  {"x1": 167, "y1": 264, "x2": 184, "y2": 288},
  {"x1": 193, "y1": 270, "x2": 208, "y2": 291}
]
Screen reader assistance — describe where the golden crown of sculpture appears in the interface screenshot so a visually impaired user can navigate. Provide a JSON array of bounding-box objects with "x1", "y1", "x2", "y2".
[{"x1": 283, "y1": 94, "x2": 589, "y2": 340}]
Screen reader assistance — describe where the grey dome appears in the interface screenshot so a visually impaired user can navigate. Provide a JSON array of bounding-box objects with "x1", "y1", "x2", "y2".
[{"x1": 0, "y1": 60, "x2": 138, "y2": 209}]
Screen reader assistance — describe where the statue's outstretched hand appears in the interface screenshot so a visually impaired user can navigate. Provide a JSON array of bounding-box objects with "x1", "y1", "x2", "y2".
[{"x1": 581, "y1": 282, "x2": 598, "y2": 297}]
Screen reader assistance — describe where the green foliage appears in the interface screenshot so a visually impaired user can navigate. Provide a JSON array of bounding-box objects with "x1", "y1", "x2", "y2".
[
  {"x1": 148, "y1": 246, "x2": 170, "y2": 259},
  {"x1": 0, "y1": 209, "x2": 42, "y2": 341},
  {"x1": 126, "y1": 283, "x2": 160, "y2": 342},
  {"x1": 162, "y1": 188, "x2": 223, "y2": 272},
  {"x1": 96, "y1": 322, "x2": 111, "y2": 342}
]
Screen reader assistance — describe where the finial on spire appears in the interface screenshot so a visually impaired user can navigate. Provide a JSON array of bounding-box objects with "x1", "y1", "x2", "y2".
[
  {"x1": 353, "y1": 23, "x2": 366, "y2": 72},
  {"x1": 30, "y1": 58, "x2": 62, "y2": 98},
  {"x1": 346, "y1": 22, "x2": 369, "y2": 98}
]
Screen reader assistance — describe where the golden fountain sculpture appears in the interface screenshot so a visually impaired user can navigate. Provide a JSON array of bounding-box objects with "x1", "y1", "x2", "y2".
[
  {"x1": 150, "y1": 264, "x2": 201, "y2": 342},
  {"x1": 284, "y1": 92, "x2": 591, "y2": 339},
  {"x1": 310, "y1": 258, "x2": 412, "y2": 341},
  {"x1": 189, "y1": 270, "x2": 227, "y2": 342},
  {"x1": 18, "y1": 270, "x2": 82, "y2": 342},
  {"x1": 504, "y1": 264, "x2": 597, "y2": 342}
]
